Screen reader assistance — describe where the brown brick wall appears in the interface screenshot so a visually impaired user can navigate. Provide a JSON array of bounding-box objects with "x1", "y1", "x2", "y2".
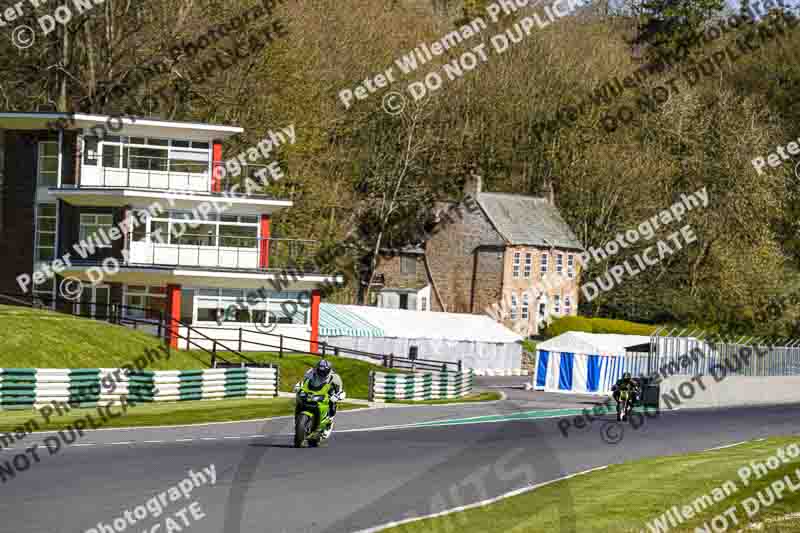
[
  {"x1": 375, "y1": 252, "x2": 427, "y2": 290},
  {"x1": 500, "y1": 246, "x2": 582, "y2": 335},
  {"x1": 425, "y1": 201, "x2": 505, "y2": 314}
]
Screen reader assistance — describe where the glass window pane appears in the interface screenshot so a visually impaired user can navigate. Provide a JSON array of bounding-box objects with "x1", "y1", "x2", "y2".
[
  {"x1": 191, "y1": 141, "x2": 209, "y2": 149},
  {"x1": 130, "y1": 137, "x2": 146, "y2": 145},
  {"x1": 37, "y1": 248, "x2": 54, "y2": 261},
  {"x1": 129, "y1": 147, "x2": 168, "y2": 171},
  {"x1": 220, "y1": 225, "x2": 257, "y2": 248},
  {"x1": 171, "y1": 140, "x2": 190, "y2": 148},
  {"x1": 41, "y1": 142, "x2": 58, "y2": 156},
  {"x1": 148, "y1": 138, "x2": 169, "y2": 146},
  {"x1": 39, "y1": 205, "x2": 57, "y2": 217},
  {"x1": 102, "y1": 145, "x2": 121, "y2": 168}
]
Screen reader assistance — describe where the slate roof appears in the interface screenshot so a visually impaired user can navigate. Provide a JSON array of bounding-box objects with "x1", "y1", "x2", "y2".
[{"x1": 476, "y1": 193, "x2": 583, "y2": 250}]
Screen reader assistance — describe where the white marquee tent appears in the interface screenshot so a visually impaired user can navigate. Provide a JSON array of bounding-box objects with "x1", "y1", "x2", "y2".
[{"x1": 318, "y1": 304, "x2": 523, "y2": 371}]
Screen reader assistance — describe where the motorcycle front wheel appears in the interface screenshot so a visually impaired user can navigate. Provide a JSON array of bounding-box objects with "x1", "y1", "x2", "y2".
[{"x1": 294, "y1": 413, "x2": 312, "y2": 448}]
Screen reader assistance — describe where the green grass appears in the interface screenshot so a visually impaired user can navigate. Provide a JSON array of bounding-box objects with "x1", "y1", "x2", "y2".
[
  {"x1": 0, "y1": 304, "x2": 402, "y2": 399},
  {"x1": 0, "y1": 304, "x2": 208, "y2": 369},
  {"x1": 0, "y1": 397, "x2": 365, "y2": 433},
  {"x1": 208, "y1": 351, "x2": 405, "y2": 399},
  {"x1": 386, "y1": 436, "x2": 800, "y2": 533},
  {"x1": 386, "y1": 391, "x2": 502, "y2": 405}
]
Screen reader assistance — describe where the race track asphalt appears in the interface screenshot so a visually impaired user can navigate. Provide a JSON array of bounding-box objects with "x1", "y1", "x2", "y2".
[{"x1": 2, "y1": 393, "x2": 800, "y2": 533}]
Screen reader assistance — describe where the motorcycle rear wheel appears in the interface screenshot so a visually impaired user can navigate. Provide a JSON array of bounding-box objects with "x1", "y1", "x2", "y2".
[{"x1": 294, "y1": 414, "x2": 311, "y2": 448}]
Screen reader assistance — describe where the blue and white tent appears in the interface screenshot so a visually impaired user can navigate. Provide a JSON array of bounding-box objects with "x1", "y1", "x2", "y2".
[{"x1": 534, "y1": 332, "x2": 652, "y2": 395}]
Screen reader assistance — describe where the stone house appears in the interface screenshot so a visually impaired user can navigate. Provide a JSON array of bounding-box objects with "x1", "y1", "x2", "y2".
[{"x1": 373, "y1": 175, "x2": 583, "y2": 336}]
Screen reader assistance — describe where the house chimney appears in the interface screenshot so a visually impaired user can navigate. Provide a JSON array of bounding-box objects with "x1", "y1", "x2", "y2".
[{"x1": 464, "y1": 172, "x2": 482, "y2": 197}]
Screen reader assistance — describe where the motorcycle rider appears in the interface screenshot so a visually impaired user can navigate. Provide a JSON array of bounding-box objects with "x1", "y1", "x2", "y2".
[
  {"x1": 611, "y1": 372, "x2": 640, "y2": 412},
  {"x1": 299, "y1": 359, "x2": 344, "y2": 439}
]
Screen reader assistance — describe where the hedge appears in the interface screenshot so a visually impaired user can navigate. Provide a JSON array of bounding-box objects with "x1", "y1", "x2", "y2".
[{"x1": 542, "y1": 316, "x2": 660, "y2": 338}]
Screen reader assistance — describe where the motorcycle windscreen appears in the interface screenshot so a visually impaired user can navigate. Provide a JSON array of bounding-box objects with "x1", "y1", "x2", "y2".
[{"x1": 307, "y1": 373, "x2": 328, "y2": 391}]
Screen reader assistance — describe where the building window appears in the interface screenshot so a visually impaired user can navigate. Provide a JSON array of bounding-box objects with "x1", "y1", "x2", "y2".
[
  {"x1": 399, "y1": 294, "x2": 409, "y2": 310},
  {"x1": 400, "y1": 255, "x2": 417, "y2": 275},
  {"x1": 568, "y1": 254, "x2": 574, "y2": 278},
  {"x1": 79, "y1": 213, "x2": 114, "y2": 247},
  {"x1": 556, "y1": 253, "x2": 563, "y2": 275},
  {"x1": 524, "y1": 253, "x2": 532, "y2": 278},
  {"x1": 510, "y1": 293, "x2": 518, "y2": 320},
  {"x1": 99, "y1": 137, "x2": 210, "y2": 174},
  {"x1": 195, "y1": 288, "x2": 308, "y2": 325},
  {"x1": 83, "y1": 137, "x2": 99, "y2": 166},
  {"x1": 123, "y1": 285, "x2": 167, "y2": 321},
  {"x1": 38, "y1": 141, "x2": 58, "y2": 187},
  {"x1": 420, "y1": 296, "x2": 428, "y2": 311},
  {"x1": 538, "y1": 302, "x2": 546, "y2": 318},
  {"x1": 565, "y1": 296, "x2": 572, "y2": 314},
  {"x1": 513, "y1": 252, "x2": 521, "y2": 278},
  {"x1": 35, "y1": 204, "x2": 57, "y2": 263},
  {"x1": 32, "y1": 277, "x2": 55, "y2": 306},
  {"x1": 522, "y1": 293, "x2": 529, "y2": 319},
  {"x1": 540, "y1": 253, "x2": 549, "y2": 273},
  {"x1": 144, "y1": 211, "x2": 259, "y2": 248},
  {"x1": 554, "y1": 295, "x2": 561, "y2": 314}
]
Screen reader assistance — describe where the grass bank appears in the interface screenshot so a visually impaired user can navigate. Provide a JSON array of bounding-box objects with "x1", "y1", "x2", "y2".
[
  {"x1": 0, "y1": 305, "x2": 401, "y2": 399},
  {"x1": 0, "y1": 397, "x2": 366, "y2": 433},
  {"x1": 386, "y1": 436, "x2": 800, "y2": 533}
]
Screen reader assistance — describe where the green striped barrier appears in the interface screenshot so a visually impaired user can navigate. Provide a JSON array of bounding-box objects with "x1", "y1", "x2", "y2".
[
  {"x1": 0, "y1": 366, "x2": 279, "y2": 409},
  {"x1": 369, "y1": 370, "x2": 475, "y2": 401}
]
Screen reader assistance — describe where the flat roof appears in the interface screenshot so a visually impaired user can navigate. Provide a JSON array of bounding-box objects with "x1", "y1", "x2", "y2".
[{"x1": 0, "y1": 112, "x2": 243, "y2": 139}]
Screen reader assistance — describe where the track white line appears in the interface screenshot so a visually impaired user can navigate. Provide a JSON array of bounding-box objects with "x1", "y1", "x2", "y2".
[
  {"x1": 353, "y1": 465, "x2": 610, "y2": 533},
  {"x1": 704, "y1": 440, "x2": 749, "y2": 452}
]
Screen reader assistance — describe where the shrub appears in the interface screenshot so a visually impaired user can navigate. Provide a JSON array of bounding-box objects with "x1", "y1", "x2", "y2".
[{"x1": 543, "y1": 316, "x2": 660, "y2": 338}]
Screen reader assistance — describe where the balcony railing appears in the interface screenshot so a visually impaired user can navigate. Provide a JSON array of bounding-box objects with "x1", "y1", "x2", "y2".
[
  {"x1": 76, "y1": 155, "x2": 272, "y2": 196},
  {"x1": 123, "y1": 238, "x2": 319, "y2": 271}
]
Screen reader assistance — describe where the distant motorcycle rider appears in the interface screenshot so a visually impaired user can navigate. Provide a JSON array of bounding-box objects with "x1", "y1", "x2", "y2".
[
  {"x1": 299, "y1": 359, "x2": 344, "y2": 438},
  {"x1": 611, "y1": 372, "x2": 640, "y2": 408}
]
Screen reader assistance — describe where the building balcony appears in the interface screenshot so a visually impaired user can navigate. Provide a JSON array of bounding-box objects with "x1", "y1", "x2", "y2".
[
  {"x1": 77, "y1": 157, "x2": 272, "y2": 196},
  {"x1": 123, "y1": 238, "x2": 319, "y2": 271},
  {"x1": 60, "y1": 238, "x2": 336, "y2": 290}
]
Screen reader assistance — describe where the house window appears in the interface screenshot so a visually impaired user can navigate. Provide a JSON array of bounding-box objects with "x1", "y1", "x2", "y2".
[
  {"x1": 524, "y1": 253, "x2": 532, "y2": 278},
  {"x1": 568, "y1": 254, "x2": 574, "y2": 278},
  {"x1": 38, "y1": 141, "x2": 58, "y2": 186},
  {"x1": 540, "y1": 253, "x2": 549, "y2": 273},
  {"x1": 35, "y1": 204, "x2": 57, "y2": 263},
  {"x1": 400, "y1": 255, "x2": 417, "y2": 275},
  {"x1": 522, "y1": 293, "x2": 529, "y2": 319},
  {"x1": 538, "y1": 302, "x2": 546, "y2": 318},
  {"x1": 554, "y1": 295, "x2": 561, "y2": 314},
  {"x1": 123, "y1": 285, "x2": 167, "y2": 321},
  {"x1": 513, "y1": 252, "x2": 521, "y2": 278},
  {"x1": 556, "y1": 253, "x2": 563, "y2": 275},
  {"x1": 510, "y1": 293, "x2": 518, "y2": 320},
  {"x1": 79, "y1": 213, "x2": 114, "y2": 247},
  {"x1": 565, "y1": 295, "x2": 572, "y2": 314},
  {"x1": 420, "y1": 296, "x2": 428, "y2": 311}
]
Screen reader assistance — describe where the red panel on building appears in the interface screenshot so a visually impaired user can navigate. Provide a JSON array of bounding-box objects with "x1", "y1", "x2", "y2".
[
  {"x1": 166, "y1": 284, "x2": 181, "y2": 348},
  {"x1": 259, "y1": 215, "x2": 271, "y2": 269},
  {"x1": 310, "y1": 289, "x2": 321, "y2": 354},
  {"x1": 212, "y1": 141, "x2": 223, "y2": 192}
]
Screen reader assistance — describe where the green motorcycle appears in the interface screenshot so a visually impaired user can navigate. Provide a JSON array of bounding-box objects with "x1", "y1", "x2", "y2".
[
  {"x1": 617, "y1": 389, "x2": 633, "y2": 422},
  {"x1": 294, "y1": 377, "x2": 343, "y2": 448}
]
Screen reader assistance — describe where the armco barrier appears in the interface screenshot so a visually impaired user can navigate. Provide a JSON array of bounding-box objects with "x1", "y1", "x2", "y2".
[
  {"x1": 0, "y1": 367, "x2": 279, "y2": 409},
  {"x1": 659, "y1": 374, "x2": 800, "y2": 410},
  {"x1": 368, "y1": 370, "x2": 474, "y2": 401}
]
